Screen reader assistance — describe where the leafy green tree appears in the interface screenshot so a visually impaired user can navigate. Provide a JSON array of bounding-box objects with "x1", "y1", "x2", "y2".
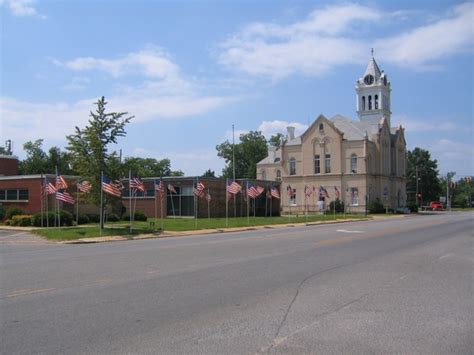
[
  {"x1": 19, "y1": 140, "x2": 74, "y2": 175},
  {"x1": 451, "y1": 177, "x2": 473, "y2": 208},
  {"x1": 406, "y1": 147, "x2": 442, "y2": 205},
  {"x1": 66, "y1": 97, "x2": 133, "y2": 227},
  {"x1": 202, "y1": 169, "x2": 216, "y2": 178},
  {"x1": 216, "y1": 131, "x2": 268, "y2": 179},
  {"x1": 122, "y1": 157, "x2": 171, "y2": 177},
  {"x1": 269, "y1": 133, "x2": 286, "y2": 148}
]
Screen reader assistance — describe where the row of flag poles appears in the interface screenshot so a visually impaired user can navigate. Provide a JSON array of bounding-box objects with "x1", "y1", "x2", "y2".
[{"x1": 41, "y1": 171, "x2": 343, "y2": 230}]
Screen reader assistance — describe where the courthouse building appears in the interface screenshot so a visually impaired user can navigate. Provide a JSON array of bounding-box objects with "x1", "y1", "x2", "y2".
[{"x1": 257, "y1": 56, "x2": 407, "y2": 213}]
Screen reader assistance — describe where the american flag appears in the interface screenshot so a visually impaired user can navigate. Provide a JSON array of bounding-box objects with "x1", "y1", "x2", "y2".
[
  {"x1": 334, "y1": 186, "x2": 340, "y2": 198},
  {"x1": 56, "y1": 175, "x2": 68, "y2": 190},
  {"x1": 155, "y1": 179, "x2": 165, "y2": 200},
  {"x1": 168, "y1": 184, "x2": 177, "y2": 194},
  {"x1": 247, "y1": 182, "x2": 258, "y2": 199},
  {"x1": 227, "y1": 181, "x2": 241, "y2": 195},
  {"x1": 193, "y1": 182, "x2": 206, "y2": 198},
  {"x1": 271, "y1": 186, "x2": 280, "y2": 199},
  {"x1": 43, "y1": 178, "x2": 56, "y2": 195},
  {"x1": 130, "y1": 177, "x2": 145, "y2": 192},
  {"x1": 256, "y1": 185, "x2": 265, "y2": 197},
  {"x1": 319, "y1": 186, "x2": 329, "y2": 198},
  {"x1": 56, "y1": 189, "x2": 75, "y2": 204},
  {"x1": 304, "y1": 185, "x2": 312, "y2": 197},
  {"x1": 102, "y1": 176, "x2": 122, "y2": 197},
  {"x1": 77, "y1": 180, "x2": 92, "y2": 193}
]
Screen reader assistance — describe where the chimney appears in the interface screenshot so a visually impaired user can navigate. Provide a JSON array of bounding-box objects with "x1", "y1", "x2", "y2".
[{"x1": 286, "y1": 126, "x2": 295, "y2": 141}]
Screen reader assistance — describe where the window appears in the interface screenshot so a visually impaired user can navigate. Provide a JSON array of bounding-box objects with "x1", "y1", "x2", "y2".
[
  {"x1": 261, "y1": 170, "x2": 266, "y2": 180},
  {"x1": 0, "y1": 189, "x2": 29, "y2": 201},
  {"x1": 325, "y1": 154, "x2": 331, "y2": 173},
  {"x1": 350, "y1": 188, "x2": 359, "y2": 206},
  {"x1": 276, "y1": 170, "x2": 281, "y2": 179},
  {"x1": 350, "y1": 154, "x2": 357, "y2": 173},
  {"x1": 289, "y1": 158, "x2": 296, "y2": 175},
  {"x1": 374, "y1": 94, "x2": 379, "y2": 109},
  {"x1": 368, "y1": 95, "x2": 372, "y2": 110},
  {"x1": 319, "y1": 123, "x2": 324, "y2": 131},
  {"x1": 314, "y1": 154, "x2": 320, "y2": 174},
  {"x1": 362, "y1": 96, "x2": 365, "y2": 110},
  {"x1": 290, "y1": 189, "x2": 296, "y2": 205}
]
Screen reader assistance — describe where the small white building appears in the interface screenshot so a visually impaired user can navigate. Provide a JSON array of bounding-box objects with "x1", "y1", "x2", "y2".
[{"x1": 257, "y1": 56, "x2": 407, "y2": 213}]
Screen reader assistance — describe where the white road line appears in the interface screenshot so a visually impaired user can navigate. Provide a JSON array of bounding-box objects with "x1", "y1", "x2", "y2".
[{"x1": 336, "y1": 229, "x2": 365, "y2": 234}]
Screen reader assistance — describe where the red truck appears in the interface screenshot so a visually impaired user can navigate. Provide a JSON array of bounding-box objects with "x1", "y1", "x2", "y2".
[{"x1": 429, "y1": 201, "x2": 443, "y2": 211}]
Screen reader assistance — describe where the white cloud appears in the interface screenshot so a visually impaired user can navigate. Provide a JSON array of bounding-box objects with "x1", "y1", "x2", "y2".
[
  {"x1": 258, "y1": 120, "x2": 308, "y2": 138},
  {"x1": 376, "y1": 2, "x2": 474, "y2": 68},
  {"x1": 54, "y1": 46, "x2": 180, "y2": 79},
  {"x1": 393, "y1": 115, "x2": 457, "y2": 132},
  {"x1": 61, "y1": 76, "x2": 91, "y2": 91},
  {"x1": 428, "y1": 138, "x2": 474, "y2": 176},
  {"x1": 131, "y1": 147, "x2": 222, "y2": 176},
  {"x1": 0, "y1": 0, "x2": 45, "y2": 18},
  {"x1": 218, "y1": 2, "x2": 474, "y2": 79}
]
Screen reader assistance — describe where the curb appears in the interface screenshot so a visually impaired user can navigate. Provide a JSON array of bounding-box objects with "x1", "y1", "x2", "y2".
[{"x1": 59, "y1": 217, "x2": 371, "y2": 244}]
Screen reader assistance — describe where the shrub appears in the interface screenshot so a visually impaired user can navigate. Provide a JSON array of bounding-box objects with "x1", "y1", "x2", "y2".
[
  {"x1": 59, "y1": 210, "x2": 73, "y2": 226},
  {"x1": 32, "y1": 212, "x2": 56, "y2": 227},
  {"x1": 87, "y1": 214, "x2": 100, "y2": 223},
  {"x1": 133, "y1": 211, "x2": 147, "y2": 221},
  {"x1": 11, "y1": 214, "x2": 33, "y2": 226},
  {"x1": 4, "y1": 219, "x2": 12, "y2": 225},
  {"x1": 77, "y1": 214, "x2": 90, "y2": 225},
  {"x1": 368, "y1": 199, "x2": 385, "y2": 214},
  {"x1": 6, "y1": 206, "x2": 24, "y2": 220},
  {"x1": 107, "y1": 213, "x2": 120, "y2": 222},
  {"x1": 329, "y1": 199, "x2": 345, "y2": 213}
]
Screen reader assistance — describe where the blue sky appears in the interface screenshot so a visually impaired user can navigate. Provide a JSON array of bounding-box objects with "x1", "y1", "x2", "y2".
[{"x1": 1, "y1": 0, "x2": 473, "y2": 178}]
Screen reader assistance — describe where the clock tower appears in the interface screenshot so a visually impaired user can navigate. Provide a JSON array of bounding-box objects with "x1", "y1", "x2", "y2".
[{"x1": 356, "y1": 52, "x2": 391, "y2": 126}]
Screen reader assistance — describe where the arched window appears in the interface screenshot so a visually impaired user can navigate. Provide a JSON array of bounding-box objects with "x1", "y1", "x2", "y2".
[
  {"x1": 314, "y1": 154, "x2": 320, "y2": 174},
  {"x1": 362, "y1": 96, "x2": 366, "y2": 110},
  {"x1": 350, "y1": 154, "x2": 357, "y2": 173},
  {"x1": 289, "y1": 158, "x2": 296, "y2": 175},
  {"x1": 374, "y1": 95, "x2": 379, "y2": 109},
  {"x1": 276, "y1": 170, "x2": 281, "y2": 179},
  {"x1": 368, "y1": 95, "x2": 372, "y2": 110},
  {"x1": 325, "y1": 154, "x2": 331, "y2": 174},
  {"x1": 319, "y1": 123, "x2": 324, "y2": 131}
]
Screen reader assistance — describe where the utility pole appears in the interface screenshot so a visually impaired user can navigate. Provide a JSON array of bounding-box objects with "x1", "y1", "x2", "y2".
[
  {"x1": 415, "y1": 166, "x2": 419, "y2": 207},
  {"x1": 446, "y1": 171, "x2": 456, "y2": 212}
]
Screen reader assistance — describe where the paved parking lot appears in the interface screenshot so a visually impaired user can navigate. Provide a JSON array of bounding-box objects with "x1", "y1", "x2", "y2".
[{"x1": 0, "y1": 230, "x2": 53, "y2": 246}]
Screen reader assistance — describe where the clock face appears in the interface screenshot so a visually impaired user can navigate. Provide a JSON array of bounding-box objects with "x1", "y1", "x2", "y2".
[{"x1": 364, "y1": 74, "x2": 374, "y2": 85}]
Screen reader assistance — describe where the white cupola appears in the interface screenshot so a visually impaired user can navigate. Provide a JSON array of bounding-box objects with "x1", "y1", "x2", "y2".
[{"x1": 355, "y1": 51, "x2": 391, "y2": 127}]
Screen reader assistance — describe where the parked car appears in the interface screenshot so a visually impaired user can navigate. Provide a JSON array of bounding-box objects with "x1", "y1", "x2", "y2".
[{"x1": 429, "y1": 201, "x2": 443, "y2": 211}]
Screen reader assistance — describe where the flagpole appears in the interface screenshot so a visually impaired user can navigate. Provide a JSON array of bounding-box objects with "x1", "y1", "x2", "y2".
[
  {"x1": 161, "y1": 177, "x2": 164, "y2": 232},
  {"x1": 232, "y1": 124, "x2": 236, "y2": 218},
  {"x1": 270, "y1": 183, "x2": 273, "y2": 217},
  {"x1": 56, "y1": 166, "x2": 61, "y2": 229},
  {"x1": 46, "y1": 177, "x2": 49, "y2": 228},
  {"x1": 246, "y1": 181, "x2": 250, "y2": 225},
  {"x1": 154, "y1": 179, "x2": 157, "y2": 231},
  {"x1": 76, "y1": 178, "x2": 80, "y2": 226},
  {"x1": 100, "y1": 171, "x2": 103, "y2": 236},
  {"x1": 207, "y1": 188, "x2": 210, "y2": 219},
  {"x1": 226, "y1": 178, "x2": 229, "y2": 227},
  {"x1": 170, "y1": 186, "x2": 176, "y2": 218},
  {"x1": 40, "y1": 174, "x2": 44, "y2": 228},
  {"x1": 265, "y1": 187, "x2": 268, "y2": 217},
  {"x1": 129, "y1": 170, "x2": 132, "y2": 234}
]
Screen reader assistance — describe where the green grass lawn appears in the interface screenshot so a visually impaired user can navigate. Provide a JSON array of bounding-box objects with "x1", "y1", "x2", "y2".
[{"x1": 33, "y1": 213, "x2": 364, "y2": 241}]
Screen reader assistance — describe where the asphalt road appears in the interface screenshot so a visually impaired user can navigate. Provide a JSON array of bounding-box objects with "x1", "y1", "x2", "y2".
[{"x1": 1, "y1": 212, "x2": 473, "y2": 354}]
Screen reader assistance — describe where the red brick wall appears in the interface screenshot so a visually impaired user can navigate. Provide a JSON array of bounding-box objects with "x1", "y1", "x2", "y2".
[
  {"x1": 0, "y1": 157, "x2": 19, "y2": 176},
  {"x1": 0, "y1": 177, "x2": 42, "y2": 214}
]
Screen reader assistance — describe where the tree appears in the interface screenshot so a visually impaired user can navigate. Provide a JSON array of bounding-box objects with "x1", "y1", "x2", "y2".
[
  {"x1": 269, "y1": 133, "x2": 285, "y2": 148},
  {"x1": 216, "y1": 131, "x2": 268, "y2": 179},
  {"x1": 406, "y1": 148, "x2": 442, "y2": 205},
  {"x1": 19, "y1": 140, "x2": 74, "y2": 175},
  {"x1": 202, "y1": 169, "x2": 216, "y2": 178},
  {"x1": 66, "y1": 97, "x2": 133, "y2": 226}
]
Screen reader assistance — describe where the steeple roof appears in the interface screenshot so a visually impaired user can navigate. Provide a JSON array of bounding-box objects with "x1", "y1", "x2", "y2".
[{"x1": 363, "y1": 57, "x2": 382, "y2": 80}]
